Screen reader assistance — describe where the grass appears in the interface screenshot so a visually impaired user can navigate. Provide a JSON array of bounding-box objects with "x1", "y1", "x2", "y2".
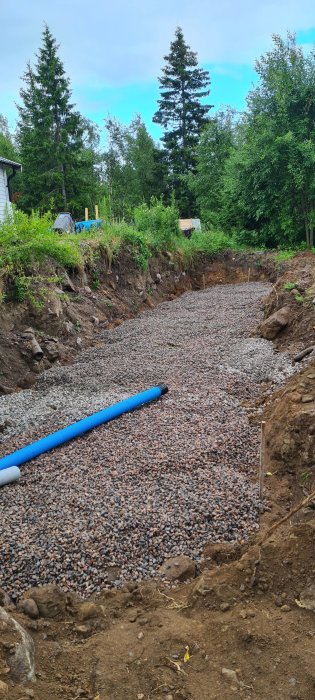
[
  {"x1": 275, "y1": 250, "x2": 296, "y2": 262},
  {"x1": 177, "y1": 230, "x2": 237, "y2": 263},
  {"x1": 283, "y1": 281, "x2": 297, "y2": 290},
  {"x1": 0, "y1": 210, "x2": 83, "y2": 272},
  {"x1": 2, "y1": 204, "x2": 310, "y2": 306},
  {"x1": 0, "y1": 205, "x2": 237, "y2": 292}
]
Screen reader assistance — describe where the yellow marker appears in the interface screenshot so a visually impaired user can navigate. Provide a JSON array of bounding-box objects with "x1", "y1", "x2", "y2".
[
  {"x1": 184, "y1": 645, "x2": 190, "y2": 663},
  {"x1": 295, "y1": 599, "x2": 306, "y2": 609},
  {"x1": 266, "y1": 471, "x2": 273, "y2": 476}
]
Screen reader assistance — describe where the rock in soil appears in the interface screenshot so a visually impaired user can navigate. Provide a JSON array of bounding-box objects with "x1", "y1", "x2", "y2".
[
  {"x1": 0, "y1": 681, "x2": 8, "y2": 699},
  {"x1": 158, "y1": 555, "x2": 196, "y2": 581},
  {"x1": 22, "y1": 585, "x2": 66, "y2": 619},
  {"x1": 259, "y1": 305, "x2": 291, "y2": 339},
  {"x1": 20, "y1": 599, "x2": 39, "y2": 620}
]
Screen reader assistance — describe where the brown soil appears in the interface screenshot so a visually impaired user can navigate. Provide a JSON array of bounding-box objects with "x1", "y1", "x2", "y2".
[
  {"x1": 259, "y1": 251, "x2": 315, "y2": 355},
  {"x1": 1, "y1": 252, "x2": 315, "y2": 700}
]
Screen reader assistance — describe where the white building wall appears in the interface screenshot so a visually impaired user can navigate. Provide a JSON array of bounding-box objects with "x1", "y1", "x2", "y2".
[{"x1": 0, "y1": 167, "x2": 12, "y2": 222}]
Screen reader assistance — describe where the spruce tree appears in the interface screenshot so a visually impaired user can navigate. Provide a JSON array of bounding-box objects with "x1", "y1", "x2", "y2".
[
  {"x1": 17, "y1": 26, "x2": 100, "y2": 215},
  {"x1": 153, "y1": 27, "x2": 212, "y2": 214}
]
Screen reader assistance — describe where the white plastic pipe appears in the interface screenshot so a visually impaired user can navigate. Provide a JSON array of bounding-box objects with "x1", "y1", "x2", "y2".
[{"x1": 0, "y1": 466, "x2": 21, "y2": 487}]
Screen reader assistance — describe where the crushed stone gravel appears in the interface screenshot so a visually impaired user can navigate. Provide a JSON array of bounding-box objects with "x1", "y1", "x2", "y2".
[{"x1": 0, "y1": 282, "x2": 295, "y2": 597}]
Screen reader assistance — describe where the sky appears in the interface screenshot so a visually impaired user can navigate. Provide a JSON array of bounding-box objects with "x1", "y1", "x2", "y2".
[{"x1": 1, "y1": 0, "x2": 315, "y2": 143}]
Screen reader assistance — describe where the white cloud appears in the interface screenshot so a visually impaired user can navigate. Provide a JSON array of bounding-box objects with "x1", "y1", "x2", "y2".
[{"x1": 0, "y1": 0, "x2": 314, "y2": 126}]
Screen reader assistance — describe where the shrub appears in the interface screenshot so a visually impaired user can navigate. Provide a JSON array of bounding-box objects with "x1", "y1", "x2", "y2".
[
  {"x1": 177, "y1": 229, "x2": 236, "y2": 262},
  {"x1": 134, "y1": 198, "x2": 180, "y2": 250},
  {"x1": 0, "y1": 209, "x2": 83, "y2": 272}
]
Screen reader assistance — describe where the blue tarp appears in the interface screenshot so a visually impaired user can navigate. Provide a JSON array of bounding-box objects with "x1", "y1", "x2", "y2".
[{"x1": 75, "y1": 219, "x2": 103, "y2": 232}]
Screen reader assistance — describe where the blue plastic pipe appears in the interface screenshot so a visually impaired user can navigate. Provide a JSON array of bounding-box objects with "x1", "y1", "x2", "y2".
[{"x1": 0, "y1": 384, "x2": 168, "y2": 471}]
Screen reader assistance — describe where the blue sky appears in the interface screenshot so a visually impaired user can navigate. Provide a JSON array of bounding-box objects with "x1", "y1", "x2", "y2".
[{"x1": 1, "y1": 1, "x2": 315, "y2": 142}]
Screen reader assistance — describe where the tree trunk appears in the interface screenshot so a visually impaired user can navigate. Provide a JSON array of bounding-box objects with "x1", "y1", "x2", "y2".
[
  {"x1": 60, "y1": 163, "x2": 67, "y2": 210},
  {"x1": 305, "y1": 220, "x2": 310, "y2": 248}
]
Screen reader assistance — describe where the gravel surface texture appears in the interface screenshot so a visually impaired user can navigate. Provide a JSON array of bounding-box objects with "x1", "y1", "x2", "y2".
[{"x1": 0, "y1": 282, "x2": 294, "y2": 597}]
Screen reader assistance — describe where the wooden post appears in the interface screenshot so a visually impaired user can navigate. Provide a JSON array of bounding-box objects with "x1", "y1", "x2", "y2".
[
  {"x1": 85, "y1": 207, "x2": 89, "y2": 221},
  {"x1": 259, "y1": 421, "x2": 266, "y2": 499},
  {"x1": 95, "y1": 205, "x2": 99, "y2": 220},
  {"x1": 247, "y1": 267, "x2": 251, "y2": 282}
]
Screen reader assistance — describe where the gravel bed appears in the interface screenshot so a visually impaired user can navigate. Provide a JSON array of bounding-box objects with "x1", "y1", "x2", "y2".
[{"x1": 0, "y1": 282, "x2": 294, "y2": 597}]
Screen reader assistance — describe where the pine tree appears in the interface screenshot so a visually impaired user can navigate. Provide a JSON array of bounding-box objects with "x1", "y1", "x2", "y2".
[
  {"x1": 153, "y1": 27, "x2": 212, "y2": 214},
  {"x1": 17, "y1": 26, "x2": 100, "y2": 215}
]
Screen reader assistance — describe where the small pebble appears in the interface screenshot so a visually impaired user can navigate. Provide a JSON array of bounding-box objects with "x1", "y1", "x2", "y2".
[
  {"x1": 220, "y1": 602, "x2": 230, "y2": 612},
  {"x1": 0, "y1": 283, "x2": 294, "y2": 597}
]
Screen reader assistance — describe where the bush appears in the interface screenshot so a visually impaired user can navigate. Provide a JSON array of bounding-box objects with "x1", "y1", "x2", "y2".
[
  {"x1": 0, "y1": 209, "x2": 83, "y2": 272},
  {"x1": 177, "y1": 229, "x2": 237, "y2": 262},
  {"x1": 134, "y1": 198, "x2": 180, "y2": 250},
  {"x1": 0, "y1": 207, "x2": 239, "y2": 306}
]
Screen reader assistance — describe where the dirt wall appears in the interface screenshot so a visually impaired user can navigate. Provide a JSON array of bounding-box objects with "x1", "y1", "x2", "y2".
[{"x1": 0, "y1": 250, "x2": 274, "y2": 394}]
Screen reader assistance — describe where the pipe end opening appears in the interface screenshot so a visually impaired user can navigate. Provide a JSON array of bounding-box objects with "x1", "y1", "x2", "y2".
[{"x1": 158, "y1": 383, "x2": 169, "y2": 395}]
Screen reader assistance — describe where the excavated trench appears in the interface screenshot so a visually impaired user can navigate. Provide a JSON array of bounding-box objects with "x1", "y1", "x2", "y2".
[{"x1": 0, "y1": 280, "x2": 295, "y2": 597}]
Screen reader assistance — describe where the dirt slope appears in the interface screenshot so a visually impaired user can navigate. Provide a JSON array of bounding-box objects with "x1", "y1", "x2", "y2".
[{"x1": 0, "y1": 250, "x2": 274, "y2": 393}]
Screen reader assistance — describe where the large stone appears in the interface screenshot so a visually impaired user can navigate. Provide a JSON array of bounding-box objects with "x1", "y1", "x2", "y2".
[
  {"x1": 0, "y1": 589, "x2": 12, "y2": 608},
  {"x1": 300, "y1": 585, "x2": 315, "y2": 611},
  {"x1": 259, "y1": 306, "x2": 291, "y2": 340},
  {"x1": 222, "y1": 668, "x2": 239, "y2": 685},
  {"x1": 23, "y1": 584, "x2": 66, "y2": 619},
  {"x1": 158, "y1": 555, "x2": 196, "y2": 582},
  {"x1": 0, "y1": 680, "x2": 8, "y2": 698},
  {"x1": 77, "y1": 602, "x2": 100, "y2": 622},
  {"x1": 43, "y1": 340, "x2": 60, "y2": 361},
  {"x1": 21, "y1": 599, "x2": 39, "y2": 620},
  {"x1": 203, "y1": 542, "x2": 241, "y2": 565},
  {"x1": 62, "y1": 272, "x2": 76, "y2": 293},
  {"x1": 0, "y1": 607, "x2": 35, "y2": 683},
  {"x1": 47, "y1": 295, "x2": 63, "y2": 319}
]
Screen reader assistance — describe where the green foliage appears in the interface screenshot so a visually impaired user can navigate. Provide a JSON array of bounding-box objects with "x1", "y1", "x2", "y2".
[
  {"x1": 153, "y1": 27, "x2": 212, "y2": 215},
  {"x1": 134, "y1": 198, "x2": 180, "y2": 250},
  {"x1": 90, "y1": 275, "x2": 100, "y2": 290},
  {"x1": 275, "y1": 250, "x2": 295, "y2": 262},
  {"x1": 103, "y1": 116, "x2": 167, "y2": 220},
  {"x1": 294, "y1": 294, "x2": 304, "y2": 303},
  {"x1": 0, "y1": 115, "x2": 21, "y2": 203},
  {"x1": 116, "y1": 222, "x2": 151, "y2": 270},
  {"x1": 17, "y1": 26, "x2": 101, "y2": 216},
  {"x1": 0, "y1": 209, "x2": 83, "y2": 273},
  {"x1": 193, "y1": 109, "x2": 235, "y2": 227},
  {"x1": 0, "y1": 204, "x2": 240, "y2": 306},
  {"x1": 0, "y1": 115, "x2": 19, "y2": 162},
  {"x1": 283, "y1": 281, "x2": 297, "y2": 290},
  {"x1": 219, "y1": 33, "x2": 315, "y2": 248},
  {"x1": 3, "y1": 26, "x2": 315, "y2": 254},
  {"x1": 177, "y1": 229, "x2": 237, "y2": 263},
  {"x1": 14, "y1": 276, "x2": 29, "y2": 302},
  {"x1": 12, "y1": 274, "x2": 49, "y2": 309}
]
